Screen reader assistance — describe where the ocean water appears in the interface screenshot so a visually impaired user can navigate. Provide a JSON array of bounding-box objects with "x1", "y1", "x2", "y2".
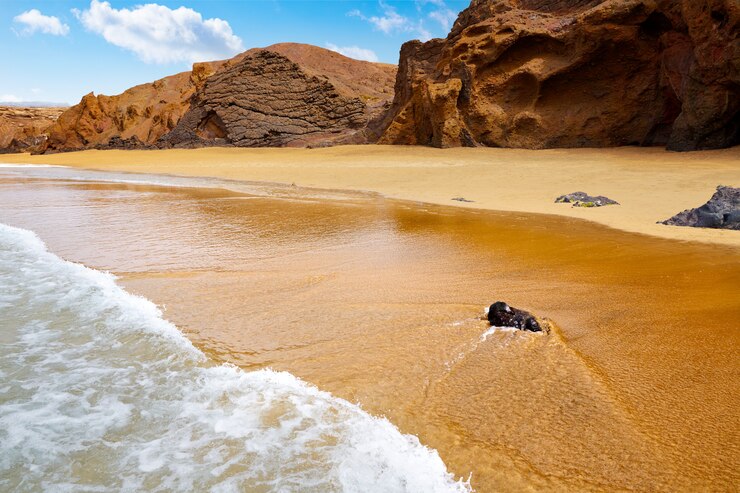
[{"x1": 0, "y1": 223, "x2": 471, "y2": 493}]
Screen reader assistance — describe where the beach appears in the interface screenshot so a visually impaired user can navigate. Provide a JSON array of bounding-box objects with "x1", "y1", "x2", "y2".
[
  {"x1": 2, "y1": 145, "x2": 739, "y2": 246},
  {"x1": 1, "y1": 150, "x2": 738, "y2": 491}
]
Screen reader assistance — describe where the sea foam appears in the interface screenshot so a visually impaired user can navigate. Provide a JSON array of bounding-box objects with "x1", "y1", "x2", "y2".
[{"x1": 0, "y1": 223, "x2": 472, "y2": 492}]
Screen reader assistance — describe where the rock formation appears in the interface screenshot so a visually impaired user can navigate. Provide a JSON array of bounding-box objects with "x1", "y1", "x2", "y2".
[
  {"x1": 39, "y1": 60, "x2": 226, "y2": 153},
  {"x1": 661, "y1": 185, "x2": 740, "y2": 229},
  {"x1": 555, "y1": 191, "x2": 619, "y2": 207},
  {"x1": 0, "y1": 106, "x2": 66, "y2": 153},
  {"x1": 487, "y1": 301, "x2": 544, "y2": 332},
  {"x1": 162, "y1": 44, "x2": 396, "y2": 148},
  {"x1": 378, "y1": 0, "x2": 739, "y2": 151},
  {"x1": 30, "y1": 43, "x2": 395, "y2": 153}
]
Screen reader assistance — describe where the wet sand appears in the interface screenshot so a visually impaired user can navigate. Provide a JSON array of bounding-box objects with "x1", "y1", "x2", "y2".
[
  {"x1": 2, "y1": 145, "x2": 739, "y2": 247},
  {"x1": 1, "y1": 167, "x2": 738, "y2": 492}
]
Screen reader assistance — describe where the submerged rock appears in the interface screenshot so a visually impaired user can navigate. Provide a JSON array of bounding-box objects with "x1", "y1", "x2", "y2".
[
  {"x1": 661, "y1": 186, "x2": 740, "y2": 230},
  {"x1": 486, "y1": 301, "x2": 542, "y2": 332},
  {"x1": 555, "y1": 192, "x2": 619, "y2": 207}
]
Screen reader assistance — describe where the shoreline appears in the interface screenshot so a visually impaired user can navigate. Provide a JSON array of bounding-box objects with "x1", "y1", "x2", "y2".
[
  {"x1": 2, "y1": 144, "x2": 739, "y2": 247},
  {"x1": 2, "y1": 164, "x2": 739, "y2": 491}
]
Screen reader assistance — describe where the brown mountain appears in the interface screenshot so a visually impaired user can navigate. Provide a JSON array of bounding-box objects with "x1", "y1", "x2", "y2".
[
  {"x1": 162, "y1": 43, "x2": 397, "y2": 148},
  {"x1": 0, "y1": 106, "x2": 66, "y2": 153},
  {"x1": 33, "y1": 43, "x2": 396, "y2": 153},
  {"x1": 39, "y1": 59, "x2": 228, "y2": 153},
  {"x1": 378, "y1": 0, "x2": 739, "y2": 151}
]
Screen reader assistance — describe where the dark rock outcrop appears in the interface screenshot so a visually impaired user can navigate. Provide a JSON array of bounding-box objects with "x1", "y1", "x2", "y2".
[
  {"x1": 661, "y1": 186, "x2": 740, "y2": 229},
  {"x1": 556, "y1": 191, "x2": 619, "y2": 207},
  {"x1": 487, "y1": 301, "x2": 543, "y2": 332},
  {"x1": 378, "y1": 0, "x2": 739, "y2": 151}
]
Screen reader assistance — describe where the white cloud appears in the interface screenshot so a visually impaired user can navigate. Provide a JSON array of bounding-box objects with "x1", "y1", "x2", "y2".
[
  {"x1": 429, "y1": 8, "x2": 457, "y2": 30},
  {"x1": 13, "y1": 9, "x2": 70, "y2": 36},
  {"x1": 368, "y1": 7, "x2": 409, "y2": 34},
  {"x1": 73, "y1": 0, "x2": 244, "y2": 64},
  {"x1": 349, "y1": 2, "x2": 432, "y2": 41},
  {"x1": 325, "y1": 43, "x2": 379, "y2": 62},
  {"x1": 416, "y1": 23, "x2": 432, "y2": 42},
  {"x1": 0, "y1": 94, "x2": 23, "y2": 103}
]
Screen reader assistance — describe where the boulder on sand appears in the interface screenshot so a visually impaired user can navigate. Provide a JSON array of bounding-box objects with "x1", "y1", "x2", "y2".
[
  {"x1": 555, "y1": 192, "x2": 619, "y2": 207},
  {"x1": 486, "y1": 301, "x2": 542, "y2": 332},
  {"x1": 661, "y1": 186, "x2": 740, "y2": 230}
]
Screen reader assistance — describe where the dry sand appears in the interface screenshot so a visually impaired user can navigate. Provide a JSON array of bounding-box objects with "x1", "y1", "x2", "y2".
[{"x1": 3, "y1": 144, "x2": 739, "y2": 247}]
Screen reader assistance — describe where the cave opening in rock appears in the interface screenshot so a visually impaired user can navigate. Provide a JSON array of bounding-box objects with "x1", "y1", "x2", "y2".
[
  {"x1": 196, "y1": 111, "x2": 228, "y2": 140},
  {"x1": 639, "y1": 12, "x2": 673, "y2": 39},
  {"x1": 711, "y1": 9, "x2": 729, "y2": 29}
]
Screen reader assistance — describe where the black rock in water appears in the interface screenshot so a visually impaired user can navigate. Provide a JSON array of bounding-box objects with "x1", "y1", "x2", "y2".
[
  {"x1": 661, "y1": 186, "x2": 740, "y2": 230},
  {"x1": 555, "y1": 192, "x2": 619, "y2": 207},
  {"x1": 487, "y1": 301, "x2": 541, "y2": 332}
]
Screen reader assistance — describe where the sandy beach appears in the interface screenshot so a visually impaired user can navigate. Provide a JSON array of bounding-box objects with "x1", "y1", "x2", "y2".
[
  {"x1": 3, "y1": 145, "x2": 739, "y2": 247},
  {"x1": 1, "y1": 155, "x2": 739, "y2": 491}
]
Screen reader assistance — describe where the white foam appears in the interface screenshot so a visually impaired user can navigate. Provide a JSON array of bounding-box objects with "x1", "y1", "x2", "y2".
[{"x1": 0, "y1": 223, "x2": 472, "y2": 493}]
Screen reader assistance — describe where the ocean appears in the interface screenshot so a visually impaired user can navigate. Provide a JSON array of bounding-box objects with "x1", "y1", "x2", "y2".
[{"x1": 0, "y1": 222, "x2": 470, "y2": 492}]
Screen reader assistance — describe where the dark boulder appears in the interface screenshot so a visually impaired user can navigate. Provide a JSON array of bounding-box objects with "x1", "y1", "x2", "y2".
[
  {"x1": 487, "y1": 301, "x2": 542, "y2": 332},
  {"x1": 555, "y1": 192, "x2": 619, "y2": 207},
  {"x1": 661, "y1": 186, "x2": 740, "y2": 230}
]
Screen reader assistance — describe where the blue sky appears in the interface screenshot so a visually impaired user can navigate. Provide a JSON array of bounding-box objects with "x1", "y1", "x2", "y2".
[{"x1": 2, "y1": 0, "x2": 468, "y2": 105}]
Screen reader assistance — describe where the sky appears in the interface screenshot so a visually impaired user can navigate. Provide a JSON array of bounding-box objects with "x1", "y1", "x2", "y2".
[{"x1": 1, "y1": 0, "x2": 468, "y2": 105}]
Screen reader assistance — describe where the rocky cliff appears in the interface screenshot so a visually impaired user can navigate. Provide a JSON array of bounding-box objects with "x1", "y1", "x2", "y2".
[
  {"x1": 0, "y1": 106, "x2": 66, "y2": 153},
  {"x1": 162, "y1": 44, "x2": 396, "y2": 148},
  {"x1": 33, "y1": 43, "x2": 396, "y2": 153},
  {"x1": 40, "y1": 60, "x2": 226, "y2": 153},
  {"x1": 378, "y1": 0, "x2": 739, "y2": 151}
]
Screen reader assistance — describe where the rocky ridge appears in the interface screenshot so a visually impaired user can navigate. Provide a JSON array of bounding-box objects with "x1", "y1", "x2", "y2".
[
  {"x1": 22, "y1": 43, "x2": 396, "y2": 153},
  {"x1": 0, "y1": 106, "x2": 66, "y2": 153},
  {"x1": 378, "y1": 0, "x2": 739, "y2": 151},
  {"x1": 163, "y1": 45, "x2": 396, "y2": 148}
]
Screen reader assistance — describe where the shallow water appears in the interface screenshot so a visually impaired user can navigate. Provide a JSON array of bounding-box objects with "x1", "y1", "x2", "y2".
[
  {"x1": 0, "y1": 224, "x2": 470, "y2": 493},
  {"x1": 1, "y1": 165, "x2": 738, "y2": 492}
]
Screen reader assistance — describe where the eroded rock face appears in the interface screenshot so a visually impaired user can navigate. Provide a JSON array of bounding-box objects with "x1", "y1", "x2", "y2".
[
  {"x1": 39, "y1": 61, "x2": 225, "y2": 153},
  {"x1": 162, "y1": 49, "x2": 390, "y2": 148},
  {"x1": 378, "y1": 0, "x2": 739, "y2": 151},
  {"x1": 0, "y1": 106, "x2": 66, "y2": 153},
  {"x1": 26, "y1": 43, "x2": 395, "y2": 153},
  {"x1": 661, "y1": 186, "x2": 740, "y2": 229}
]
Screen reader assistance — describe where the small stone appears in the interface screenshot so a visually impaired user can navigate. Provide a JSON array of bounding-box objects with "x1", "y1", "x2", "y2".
[
  {"x1": 555, "y1": 192, "x2": 619, "y2": 207},
  {"x1": 487, "y1": 301, "x2": 542, "y2": 332}
]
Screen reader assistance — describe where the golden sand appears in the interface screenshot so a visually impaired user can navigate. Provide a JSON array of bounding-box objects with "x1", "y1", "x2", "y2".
[{"x1": 3, "y1": 144, "x2": 739, "y2": 247}]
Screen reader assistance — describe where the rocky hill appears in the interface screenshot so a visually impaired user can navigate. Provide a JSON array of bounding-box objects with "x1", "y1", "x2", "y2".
[
  {"x1": 27, "y1": 43, "x2": 396, "y2": 153},
  {"x1": 0, "y1": 106, "x2": 66, "y2": 153},
  {"x1": 163, "y1": 44, "x2": 396, "y2": 148},
  {"x1": 378, "y1": 0, "x2": 739, "y2": 151},
  {"x1": 2, "y1": 5, "x2": 736, "y2": 154},
  {"x1": 39, "y1": 59, "x2": 229, "y2": 153}
]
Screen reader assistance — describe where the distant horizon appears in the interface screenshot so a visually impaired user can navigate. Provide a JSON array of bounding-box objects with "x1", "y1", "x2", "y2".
[
  {"x1": 3, "y1": 0, "x2": 467, "y2": 106},
  {"x1": 0, "y1": 101, "x2": 71, "y2": 107}
]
